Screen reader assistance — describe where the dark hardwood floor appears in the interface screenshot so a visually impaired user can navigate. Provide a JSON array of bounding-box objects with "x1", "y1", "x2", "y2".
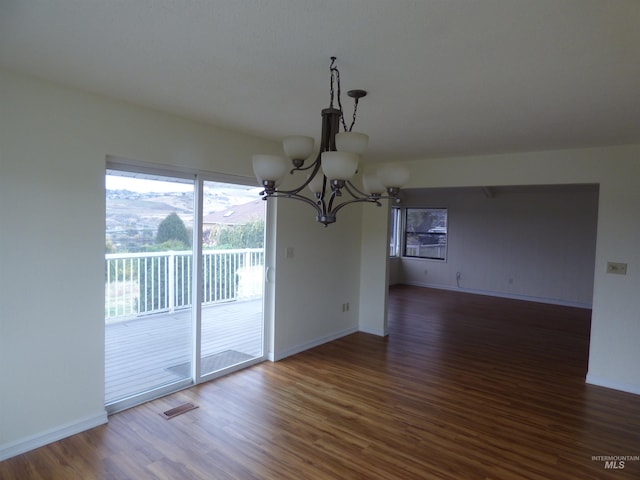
[{"x1": 2, "y1": 285, "x2": 639, "y2": 479}]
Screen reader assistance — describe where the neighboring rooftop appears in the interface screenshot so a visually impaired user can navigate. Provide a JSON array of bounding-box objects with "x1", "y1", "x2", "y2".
[{"x1": 203, "y1": 199, "x2": 265, "y2": 226}]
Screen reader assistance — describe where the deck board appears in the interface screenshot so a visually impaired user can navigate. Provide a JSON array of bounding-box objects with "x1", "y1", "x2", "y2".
[{"x1": 105, "y1": 299, "x2": 262, "y2": 404}]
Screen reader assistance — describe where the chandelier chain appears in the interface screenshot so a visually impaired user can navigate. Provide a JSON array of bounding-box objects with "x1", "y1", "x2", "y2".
[
  {"x1": 348, "y1": 98, "x2": 359, "y2": 133},
  {"x1": 329, "y1": 57, "x2": 356, "y2": 132},
  {"x1": 329, "y1": 57, "x2": 338, "y2": 110}
]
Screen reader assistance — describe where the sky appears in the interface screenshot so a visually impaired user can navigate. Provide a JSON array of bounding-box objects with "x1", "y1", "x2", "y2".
[
  {"x1": 105, "y1": 173, "x2": 263, "y2": 208},
  {"x1": 105, "y1": 175, "x2": 193, "y2": 193}
]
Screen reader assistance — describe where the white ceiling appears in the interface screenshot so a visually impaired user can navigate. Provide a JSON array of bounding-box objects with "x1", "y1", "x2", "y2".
[{"x1": 2, "y1": 0, "x2": 639, "y2": 162}]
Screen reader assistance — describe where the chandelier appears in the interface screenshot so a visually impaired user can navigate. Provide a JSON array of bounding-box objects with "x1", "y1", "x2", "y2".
[{"x1": 252, "y1": 57, "x2": 409, "y2": 226}]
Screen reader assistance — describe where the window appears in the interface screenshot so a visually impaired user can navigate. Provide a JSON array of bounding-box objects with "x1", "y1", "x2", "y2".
[
  {"x1": 404, "y1": 208, "x2": 448, "y2": 260},
  {"x1": 389, "y1": 207, "x2": 401, "y2": 257}
]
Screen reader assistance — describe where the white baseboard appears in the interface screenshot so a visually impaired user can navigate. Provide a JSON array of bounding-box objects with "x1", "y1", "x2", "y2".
[
  {"x1": 358, "y1": 326, "x2": 388, "y2": 337},
  {"x1": 0, "y1": 410, "x2": 108, "y2": 461},
  {"x1": 402, "y1": 281, "x2": 592, "y2": 309},
  {"x1": 586, "y1": 374, "x2": 640, "y2": 396},
  {"x1": 272, "y1": 326, "x2": 358, "y2": 361}
]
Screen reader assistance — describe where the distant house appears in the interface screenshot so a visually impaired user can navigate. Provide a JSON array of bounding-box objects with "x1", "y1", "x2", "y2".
[{"x1": 203, "y1": 199, "x2": 265, "y2": 227}]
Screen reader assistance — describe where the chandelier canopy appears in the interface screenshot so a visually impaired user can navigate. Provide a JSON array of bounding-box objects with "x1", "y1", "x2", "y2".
[{"x1": 252, "y1": 57, "x2": 409, "y2": 226}]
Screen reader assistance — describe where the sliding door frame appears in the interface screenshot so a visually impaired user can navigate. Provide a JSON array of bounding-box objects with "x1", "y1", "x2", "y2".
[
  {"x1": 106, "y1": 156, "x2": 269, "y2": 411},
  {"x1": 195, "y1": 173, "x2": 268, "y2": 385}
]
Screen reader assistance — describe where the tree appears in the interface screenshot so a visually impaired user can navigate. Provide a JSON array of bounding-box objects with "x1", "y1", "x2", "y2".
[
  {"x1": 136, "y1": 213, "x2": 191, "y2": 313},
  {"x1": 156, "y1": 212, "x2": 190, "y2": 247},
  {"x1": 215, "y1": 219, "x2": 265, "y2": 249}
]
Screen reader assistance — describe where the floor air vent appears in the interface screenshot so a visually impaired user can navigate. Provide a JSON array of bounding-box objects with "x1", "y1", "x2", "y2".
[{"x1": 160, "y1": 402, "x2": 198, "y2": 420}]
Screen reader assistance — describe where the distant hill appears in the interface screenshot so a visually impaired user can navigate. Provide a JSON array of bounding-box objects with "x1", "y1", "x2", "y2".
[
  {"x1": 106, "y1": 188, "x2": 261, "y2": 251},
  {"x1": 203, "y1": 199, "x2": 265, "y2": 226}
]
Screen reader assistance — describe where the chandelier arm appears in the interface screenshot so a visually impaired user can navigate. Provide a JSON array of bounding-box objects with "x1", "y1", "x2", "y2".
[
  {"x1": 326, "y1": 187, "x2": 341, "y2": 213},
  {"x1": 344, "y1": 180, "x2": 402, "y2": 202},
  {"x1": 320, "y1": 173, "x2": 329, "y2": 207},
  {"x1": 289, "y1": 162, "x2": 317, "y2": 174},
  {"x1": 343, "y1": 180, "x2": 371, "y2": 199},
  {"x1": 263, "y1": 191, "x2": 324, "y2": 217},
  {"x1": 329, "y1": 197, "x2": 382, "y2": 217},
  {"x1": 275, "y1": 154, "x2": 323, "y2": 196}
]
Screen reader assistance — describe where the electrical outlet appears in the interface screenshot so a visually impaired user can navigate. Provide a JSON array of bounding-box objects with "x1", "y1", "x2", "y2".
[{"x1": 606, "y1": 262, "x2": 627, "y2": 275}]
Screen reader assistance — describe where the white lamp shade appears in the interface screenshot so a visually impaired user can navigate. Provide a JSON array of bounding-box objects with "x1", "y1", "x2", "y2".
[
  {"x1": 283, "y1": 135, "x2": 314, "y2": 160},
  {"x1": 335, "y1": 132, "x2": 369, "y2": 155},
  {"x1": 321, "y1": 151, "x2": 359, "y2": 180},
  {"x1": 307, "y1": 172, "x2": 325, "y2": 194},
  {"x1": 362, "y1": 170, "x2": 385, "y2": 194},
  {"x1": 252, "y1": 154, "x2": 288, "y2": 182},
  {"x1": 378, "y1": 163, "x2": 410, "y2": 188}
]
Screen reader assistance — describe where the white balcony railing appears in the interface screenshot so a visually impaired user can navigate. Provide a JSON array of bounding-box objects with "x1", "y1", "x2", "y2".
[
  {"x1": 105, "y1": 249, "x2": 264, "y2": 322},
  {"x1": 404, "y1": 244, "x2": 446, "y2": 259}
]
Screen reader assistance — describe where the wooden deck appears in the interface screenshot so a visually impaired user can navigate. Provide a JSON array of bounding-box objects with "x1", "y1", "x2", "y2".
[{"x1": 105, "y1": 299, "x2": 263, "y2": 405}]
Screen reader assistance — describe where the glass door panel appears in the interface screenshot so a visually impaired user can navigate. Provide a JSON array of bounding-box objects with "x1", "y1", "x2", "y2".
[
  {"x1": 199, "y1": 180, "x2": 265, "y2": 377},
  {"x1": 105, "y1": 171, "x2": 194, "y2": 411}
]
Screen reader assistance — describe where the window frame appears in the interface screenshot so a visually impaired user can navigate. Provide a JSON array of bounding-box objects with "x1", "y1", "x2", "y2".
[
  {"x1": 104, "y1": 157, "x2": 268, "y2": 414},
  {"x1": 389, "y1": 207, "x2": 402, "y2": 257},
  {"x1": 403, "y1": 207, "x2": 448, "y2": 261}
]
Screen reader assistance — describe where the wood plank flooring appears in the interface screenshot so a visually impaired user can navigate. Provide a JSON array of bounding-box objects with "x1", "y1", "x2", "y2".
[{"x1": 2, "y1": 285, "x2": 640, "y2": 479}]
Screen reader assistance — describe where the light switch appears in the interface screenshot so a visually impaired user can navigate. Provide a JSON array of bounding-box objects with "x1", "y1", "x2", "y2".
[{"x1": 285, "y1": 247, "x2": 294, "y2": 259}]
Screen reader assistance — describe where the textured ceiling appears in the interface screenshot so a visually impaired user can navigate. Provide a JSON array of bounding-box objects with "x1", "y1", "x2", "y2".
[{"x1": 2, "y1": 0, "x2": 640, "y2": 162}]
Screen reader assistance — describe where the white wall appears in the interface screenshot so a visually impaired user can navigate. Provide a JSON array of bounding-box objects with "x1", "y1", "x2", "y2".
[
  {"x1": 2, "y1": 65, "x2": 639, "y2": 461},
  {"x1": 271, "y1": 197, "x2": 362, "y2": 359},
  {"x1": 358, "y1": 203, "x2": 391, "y2": 336},
  {"x1": 388, "y1": 257, "x2": 402, "y2": 286},
  {"x1": 398, "y1": 186, "x2": 599, "y2": 307},
  {"x1": 360, "y1": 146, "x2": 640, "y2": 395},
  {"x1": 0, "y1": 68, "x2": 361, "y2": 459}
]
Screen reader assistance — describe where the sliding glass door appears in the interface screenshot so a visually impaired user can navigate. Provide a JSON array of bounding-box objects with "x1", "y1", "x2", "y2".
[
  {"x1": 105, "y1": 172, "x2": 195, "y2": 411},
  {"x1": 198, "y1": 180, "x2": 264, "y2": 378},
  {"x1": 105, "y1": 168, "x2": 265, "y2": 412}
]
